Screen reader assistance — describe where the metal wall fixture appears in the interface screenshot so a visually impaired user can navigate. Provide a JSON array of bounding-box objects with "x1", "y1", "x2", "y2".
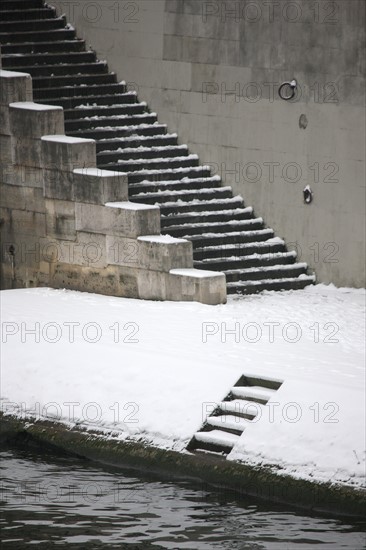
[{"x1": 279, "y1": 79, "x2": 297, "y2": 100}]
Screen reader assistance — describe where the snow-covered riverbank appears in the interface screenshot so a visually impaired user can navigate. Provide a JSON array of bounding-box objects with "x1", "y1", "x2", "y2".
[{"x1": 1, "y1": 285, "x2": 365, "y2": 489}]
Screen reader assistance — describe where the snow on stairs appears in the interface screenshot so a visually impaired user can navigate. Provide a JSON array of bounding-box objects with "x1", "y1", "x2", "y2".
[
  {"x1": 187, "y1": 375, "x2": 283, "y2": 457},
  {"x1": 0, "y1": 0, "x2": 316, "y2": 295}
]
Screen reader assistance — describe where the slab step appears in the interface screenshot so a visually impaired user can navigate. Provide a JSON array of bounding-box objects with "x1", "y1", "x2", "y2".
[
  {"x1": 191, "y1": 430, "x2": 240, "y2": 454},
  {"x1": 1, "y1": 39, "x2": 87, "y2": 54},
  {"x1": 32, "y1": 73, "x2": 117, "y2": 88},
  {"x1": 67, "y1": 124, "x2": 168, "y2": 141},
  {"x1": 206, "y1": 415, "x2": 248, "y2": 436},
  {"x1": 7, "y1": 61, "x2": 109, "y2": 77},
  {"x1": 227, "y1": 275, "x2": 316, "y2": 295},
  {"x1": 130, "y1": 187, "x2": 233, "y2": 203},
  {"x1": 0, "y1": 28, "x2": 76, "y2": 43},
  {"x1": 162, "y1": 218, "x2": 264, "y2": 238},
  {"x1": 194, "y1": 251, "x2": 297, "y2": 272},
  {"x1": 0, "y1": 8, "x2": 57, "y2": 21},
  {"x1": 97, "y1": 134, "x2": 178, "y2": 152},
  {"x1": 224, "y1": 263, "x2": 308, "y2": 283},
  {"x1": 64, "y1": 103, "x2": 146, "y2": 120},
  {"x1": 229, "y1": 386, "x2": 277, "y2": 404},
  {"x1": 0, "y1": 16, "x2": 66, "y2": 33},
  {"x1": 98, "y1": 144, "x2": 188, "y2": 163},
  {"x1": 33, "y1": 83, "x2": 126, "y2": 100},
  {"x1": 0, "y1": 0, "x2": 44, "y2": 9},
  {"x1": 2, "y1": 51, "x2": 97, "y2": 67}
]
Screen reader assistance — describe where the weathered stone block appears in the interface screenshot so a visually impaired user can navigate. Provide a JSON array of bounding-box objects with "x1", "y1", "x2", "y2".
[
  {"x1": 0, "y1": 164, "x2": 43, "y2": 188},
  {"x1": 0, "y1": 135, "x2": 12, "y2": 163},
  {"x1": 9, "y1": 102, "x2": 63, "y2": 138},
  {"x1": 138, "y1": 235, "x2": 193, "y2": 271},
  {"x1": 12, "y1": 137, "x2": 42, "y2": 167},
  {"x1": 10, "y1": 209, "x2": 46, "y2": 238},
  {"x1": 72, "y1": 168, "x2": 128, "y2": 205},
  {"x1": 43, "y1": 169, "x2": 73, "y2": 201},
  {"x1": 168, "y1": 268, "x2": 227, "y2": 305},
  {"x1": 45, "y1": 199, "x2": 76, "y2": 241},
  {"x1": 76, "y1": 202, "x2": 161, "y2": 238},
  {"x1": 71, "y1": 231, "x2": 107, "y2": 269},
  {"x1": 41, "y1": 135, "x2": 96, "y2": 171},
  {"x1": 0, "y1": 70, "x2": 32, "y2": 105},
  {"x1": 137, "y1": 269, "x2": 167, "y2": 301},
  {"x1": 106, "y1": 234, "x2": 193, "y2": 272}
]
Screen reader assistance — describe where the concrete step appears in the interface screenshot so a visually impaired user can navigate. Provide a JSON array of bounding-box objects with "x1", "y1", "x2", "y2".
[
  {"x1": 6, "y1": 61, "x2": 109, "y2": 77},
  {"x1": 159, "y1": 197, "x2": 245, "y2": 216},
  {"x1": 129, "y1": 175, "x2": 219, "y2": 195},
  {"x1": 99, "y1": 155, "x2": 199, "y2": 173},
  {"x1": 227, "y1": 275, "x2": 315, "y2": 295},
  {"x1": 65, "y1": 113, "x2": 156, "y2": 131},
  {"x1": 162, "y1": 218, "x2": 264, "y2": 238},
  {"x1": 193, "y1": 241, "x2": 286, "y2": 260},
  {"x1": 33, "y1": 83, "x2": 126, "y2": 99},
  {"x1": 38, "y1": 93, "x2": 138, "y2": 110},
  {"x1": 224, "y1": 263, "x2": 308, "y2": 283},
  {"x1": 0, "y1": 16, "x2": 65, "y2": 33},
  {"x1": 218, "y1": 399, "x2": 263, "y2": 420},
  {"x1": 191, "y1": 231, "x2": 276, "y2": 251},
  {"x1": 0, "y1": 7, "x2": 56, "y2": 21},
  {"x1": 98, "y1": 144, "x2": 188, "y2": 163},
  {"x1": 64, "y1": 103, "x2": 146, "y2": 120},
  {"x1": 0, "y1": 28, "x2": 76, "y2": 43},
  {"x1": 194, "y1": 251, "x2": 296, "y2": 271},
  {"x1": 2, "y1": 51, "x2": 97, "y2": 67},
  {"x1": 67, "y1": 124, "x2": 168, "y2": 141},
  {"x1": 205, "y1": 415, "x2": 248, "y2": 436},
  {"x1": 32, "y1": 72, "x2": 117, "y2": 88},
  {"x1": 130, "y1": 187, "x2": 233, "y2": 203},
  {"x1": 229, "y1": 386, "x2": 277, "y2": 404},
  {"x1": 126, "y1": 166, "x2": 213, "y2": 184},
  {"x1": 190, "y1": 430, "x2": 240, "y2": 454},
  {"x1": 0, "y1": 0, "x2": 44, "y2": 9},
  {"x1": 1, "y1": 39, "x2": 87, "y2": 54},
  {"x1": 96, "y1": 134, "x2": 179, "y2": 152},
  {"x1": 161, "y1": 206, "x2": 253, "y2": 226}
]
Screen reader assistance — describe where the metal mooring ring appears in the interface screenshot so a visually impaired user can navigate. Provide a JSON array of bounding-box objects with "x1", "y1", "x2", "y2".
[{"x1": 279, "y1": 79, "x2": 297, "y2": 100}]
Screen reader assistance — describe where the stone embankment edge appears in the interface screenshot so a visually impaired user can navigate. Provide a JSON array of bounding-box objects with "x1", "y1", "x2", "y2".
[{"x1": 1, "y1": 414, "x2": 365, "y2": 520}]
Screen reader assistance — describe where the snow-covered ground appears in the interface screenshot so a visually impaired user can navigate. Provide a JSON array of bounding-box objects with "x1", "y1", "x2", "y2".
[{"x1": 1, "y1": 285, "x2": 365, "y2": 489}]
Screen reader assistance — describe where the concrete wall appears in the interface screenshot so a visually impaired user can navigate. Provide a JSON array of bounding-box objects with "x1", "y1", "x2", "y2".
[
  {"x1": 53, "y1": 0, "x2": 365, "y2": 287},
  {"x1": 0, "y1": 70, "x2": 226, "y2": 305}
]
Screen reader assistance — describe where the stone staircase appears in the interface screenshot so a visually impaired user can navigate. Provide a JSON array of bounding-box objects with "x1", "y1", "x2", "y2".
[
  {"x1": 0, "y1": 0, "x2": 315, "y2": 295},
  {"x1": 187, "y1": 375, "x2": 283, "y2": 457}
]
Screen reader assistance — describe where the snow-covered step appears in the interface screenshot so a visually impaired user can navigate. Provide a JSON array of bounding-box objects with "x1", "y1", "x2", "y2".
[
  {"x1": 98, "y1": 144, "x2": 188, "y2": 162},
  {"x1": 0, "y1": 16, "x2": 65, "y2": 33},
  {"x1": 206, "y1": 415, "x2": 248, "y2": 435},
  {"x1": 32, "y1": 72, "x2": 117, "y2": 89},
  {"x1": 129, "y1": 175, "x2": 221, "y2": 195},
  {"x1": 97, "y1": 133, "x2": 178, "y2": 152},
  {"x1": 0, "y1": 28, "x2": 77, "y2": 45},
  {"x1": 67, "y1": 123, "x2": 168, "y2": 141},
  {"x1": 65, "y1": 112, "x2": 157, "y2": 131},
  {"x1": 130, "y1": 187, "x2": 233, "y2": 204},
  {"x1": 224, "y1": 263, "x2": 308, "y2": 283},
  {"x1": 65, "y1": 103, "x2": 147, "y2": 120},
  {"x1": 1, "y1": 39, "x2": 87, "y2": 55},
  {"x1": 227, "y1": 275, "x2": 316, "y2": 295},
  {"x1": 34, "y1": 83, "x2": 127, "y2": 100},
  {"x1": 193, "y1": 233, "x2": 279, "y2": 257},
  {"x1": 230, "y1": 386, "x2": 276, "y2": 404},
  {"x1": 99, "y1": 154, "x2": 199, "y2": 173},
  {"x1": 218, "y1": 400, "x2": 264, "y2": 419},
  {"x1": 8, "y1": 61, "x2": 109, "y2": 77},
  {"x1": 1, "y1": 51, "x2": 95, "y2": 66},
  {"x1": 162, "y1": 218, "x2": 264, "y2": 238},
  {"x1": 190, "y1": 430, "x2": 240, "y2": 454},
  {"x1": 194, "y1": 251, "x2": 297, "y2": 272},
  {"x1": 159, "y1": 197, "x2": 245, "y2": 215},
  {"x1": 161, "y1": 207, "x2": 254, "y2": 226}
]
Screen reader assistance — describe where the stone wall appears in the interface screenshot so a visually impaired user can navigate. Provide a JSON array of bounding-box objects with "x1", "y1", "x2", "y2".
[
  {"x1": 52, "y1": 0, "x2": 366, "y2": 287},
  {"x1": 0, "y1": 69, "x2": 226, "y2": 305}
]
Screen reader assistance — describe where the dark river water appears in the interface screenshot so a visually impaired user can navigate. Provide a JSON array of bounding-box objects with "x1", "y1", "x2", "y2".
[{"x1": 0, "y1": 443, "x2": 365, "y2": 549}]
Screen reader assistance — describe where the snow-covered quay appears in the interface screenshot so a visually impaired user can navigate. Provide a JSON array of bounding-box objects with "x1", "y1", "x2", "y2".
[{"x1": 1, "y1": 285, "x2": 365, "y2": 512}]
